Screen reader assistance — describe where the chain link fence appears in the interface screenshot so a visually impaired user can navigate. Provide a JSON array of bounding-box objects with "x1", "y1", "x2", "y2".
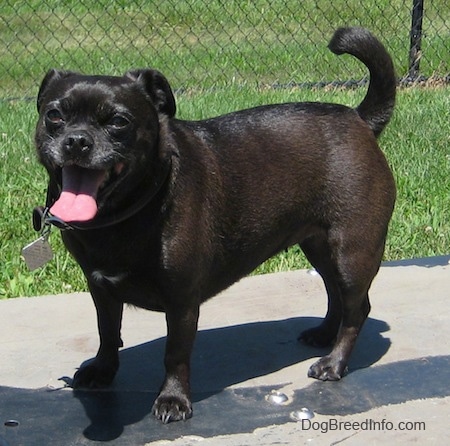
[{"x1": 0, "y1": 0, "x2": 449, "y2": 100}]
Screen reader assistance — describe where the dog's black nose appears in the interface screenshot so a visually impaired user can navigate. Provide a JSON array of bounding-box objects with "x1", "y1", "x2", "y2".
[{"x1": 63, "y1": 131, "x2": 94, "y2": 157}]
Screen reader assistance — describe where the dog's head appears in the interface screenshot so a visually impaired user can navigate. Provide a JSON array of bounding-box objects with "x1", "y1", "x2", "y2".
[{"x1": 35, "y1": 68, "x2": 176, "y2": 223}]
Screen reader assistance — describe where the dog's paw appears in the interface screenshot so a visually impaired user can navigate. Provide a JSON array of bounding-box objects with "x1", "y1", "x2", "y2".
[
  {"x1": 72, "y1": 361, "x2": 118, "y2": 389},
  {"x1": 152, "y1": 394, "x2": 193, "y2": 424},
  {"x1": 298, "y1": 325, "x2": 336, "y2": 348},
  {"x1": 307, "y1": 355, "x2": 348, "y2": 381}
]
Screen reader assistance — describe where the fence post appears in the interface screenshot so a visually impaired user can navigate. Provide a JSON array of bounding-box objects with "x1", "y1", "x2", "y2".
[{"x1": 408, "y1": 0, "x2": 424, "y2": 80}]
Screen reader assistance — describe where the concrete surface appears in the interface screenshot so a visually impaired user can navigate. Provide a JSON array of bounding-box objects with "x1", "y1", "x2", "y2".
[{"x1": 1, "y1": 255, "x2": 449, "y2": 445}]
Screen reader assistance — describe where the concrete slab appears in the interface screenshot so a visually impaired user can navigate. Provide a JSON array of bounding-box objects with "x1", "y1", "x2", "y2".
[{"x1": 1, "y1": 255, "x2": 449, "y2": 445}]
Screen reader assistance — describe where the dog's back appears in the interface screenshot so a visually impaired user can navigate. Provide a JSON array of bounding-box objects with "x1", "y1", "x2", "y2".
[{"x1": 164, "y1": 27, "x2": 397, "y2": 294}]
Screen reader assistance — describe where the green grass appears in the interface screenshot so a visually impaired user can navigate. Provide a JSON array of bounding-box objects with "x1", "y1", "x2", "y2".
[
  {"x1": 1, "y1": 0, "x2": 449, "y2": 98},
  {"x1": 0, "y1": 0, "x2": 449, "y2": 297},
  {"x1": 1, "y1": 85, "x2": 449, "y2": 298}
]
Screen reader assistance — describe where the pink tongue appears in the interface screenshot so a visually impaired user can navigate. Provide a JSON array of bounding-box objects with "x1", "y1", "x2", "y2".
[{"x1": 50, "y1": 166, "x2": 106, "y2": 222}]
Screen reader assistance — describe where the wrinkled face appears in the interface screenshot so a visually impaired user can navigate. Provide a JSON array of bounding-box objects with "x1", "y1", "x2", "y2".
[{"x1": 35, "y1": 69, "x2": 175, "y2": 223}]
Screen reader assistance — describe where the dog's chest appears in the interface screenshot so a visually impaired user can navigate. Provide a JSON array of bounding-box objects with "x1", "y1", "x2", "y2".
[
  {"x1": 91, "y1": 269, "x2": 128, "y2": 286},
  {"x1": 89, "y1": 268, "x2": 165, "y2": 311}
]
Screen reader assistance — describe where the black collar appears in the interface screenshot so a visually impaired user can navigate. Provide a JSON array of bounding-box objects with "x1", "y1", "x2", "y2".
[{"x1": 33, "y1": 159, "x2": 171, "y2": 232}]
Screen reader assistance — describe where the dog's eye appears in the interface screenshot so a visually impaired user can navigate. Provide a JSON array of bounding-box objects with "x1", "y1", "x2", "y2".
[
  {"x1": 109, "y1": 115, "x2": 130, "y2": 129},
  {"x1": 46, "y1": 109, "x2": 64, "y2": 125}
]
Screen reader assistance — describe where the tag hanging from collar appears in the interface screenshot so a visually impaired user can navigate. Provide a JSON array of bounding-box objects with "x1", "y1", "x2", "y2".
[
  {"x1": 22, "y1": 206, "x2": 70, "y2": 271},
  {"x1": 22, "y1": 224, "x2": 53, "y2": 271}
]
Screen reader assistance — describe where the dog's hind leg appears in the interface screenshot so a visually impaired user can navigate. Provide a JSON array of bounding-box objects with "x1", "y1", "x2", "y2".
[
  {"x1": 301, "y1": 227, "x2": 385, "y2": 381},
  {"x1": 299, "y1": 233, "x2": 342, "y2": 348}
]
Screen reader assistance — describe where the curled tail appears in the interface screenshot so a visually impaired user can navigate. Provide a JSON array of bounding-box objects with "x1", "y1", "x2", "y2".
[{"x1": 328, "y1": 27, "x2": 396, "y2": 137}]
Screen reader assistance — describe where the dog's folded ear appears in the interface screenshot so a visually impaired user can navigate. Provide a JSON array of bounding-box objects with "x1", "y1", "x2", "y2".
[
  {"x1": 37, "y1": 69, "x2": 77, "y2": 112},
  {"x1": 125, "y1": 69, "x2": 176, "y2": 118}
]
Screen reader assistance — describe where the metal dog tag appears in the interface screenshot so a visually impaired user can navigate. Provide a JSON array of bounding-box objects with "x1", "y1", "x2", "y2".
[{"x1": 22, "y1": 236, "x2": 53, "y2": 271}]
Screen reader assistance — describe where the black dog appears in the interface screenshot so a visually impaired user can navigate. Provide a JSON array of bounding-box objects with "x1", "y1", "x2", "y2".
[{"x1": 34, "y1": 27, "x2": 396, "y2": 423}]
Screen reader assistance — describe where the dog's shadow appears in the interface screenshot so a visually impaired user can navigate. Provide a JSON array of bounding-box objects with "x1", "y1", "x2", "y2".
[
  {"x1": 115, "y1": 316, "x2": 390, "y2": 395},
  {"x1": 70, "y1": 316, "x2": 390, "y2": 441}
]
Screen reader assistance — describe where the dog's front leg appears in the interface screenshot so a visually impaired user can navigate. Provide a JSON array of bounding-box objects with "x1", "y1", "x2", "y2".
[
  {"x1": 72, "y1": 287, "x2": 124, "y2": 389},
  {"x1": 152, "y1": 303, "x2": 199, "y2": 423}
]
